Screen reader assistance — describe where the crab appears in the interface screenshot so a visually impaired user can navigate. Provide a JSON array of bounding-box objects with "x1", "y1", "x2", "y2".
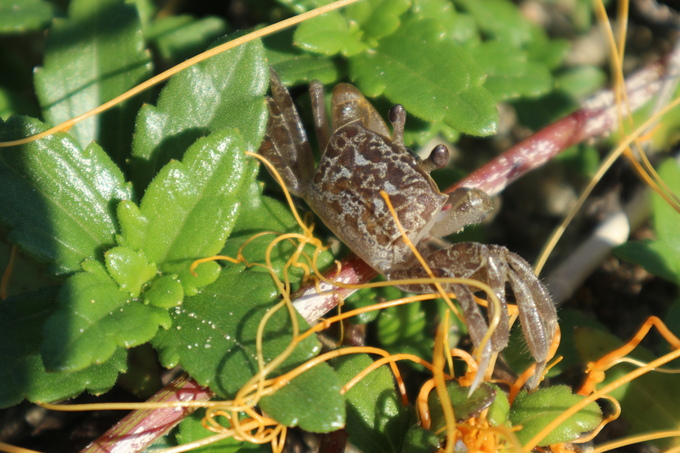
[{"x1": 259, "y1": 70, "x2": 557, "y2": 389}]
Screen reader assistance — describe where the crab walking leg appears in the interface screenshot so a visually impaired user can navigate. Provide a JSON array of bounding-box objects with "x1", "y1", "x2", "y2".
[
  {"x1": 260, "y1": 70, "x2": 315, "y2": 197},
  {"x1": 388, "y1": 242, "x2": 513, "y2": 385},
  {"x1": 387, "y1": 243, "x2": 556, "y2": 389},
  {"x1": 389, "y1": 265, "x2": 495, "y2": 381},
  {"x1": 310, "y1": 81, "x2": 330, "y2": 152},
  {"x1": 504, "y1": 251, "x2": 557, "y2": 387}
]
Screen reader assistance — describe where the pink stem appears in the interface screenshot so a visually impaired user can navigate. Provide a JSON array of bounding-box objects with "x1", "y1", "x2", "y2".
[
  {"x1": 454, "y1": 61, "x2": 665, "y2": 196},
  {"x1": 80, "y1": 374, "x2": 212, "y2": 453}
]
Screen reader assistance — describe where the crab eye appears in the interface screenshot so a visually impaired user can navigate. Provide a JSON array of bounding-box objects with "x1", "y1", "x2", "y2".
[
  {"x1": 388, "y1": 104, "x2": 405, "y2": 123},
  {"x1": 429, "y1": 144, "x2": 449, "y2": 169}
]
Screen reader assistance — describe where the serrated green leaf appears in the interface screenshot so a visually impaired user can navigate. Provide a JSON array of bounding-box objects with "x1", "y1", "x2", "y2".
[
  {"x1": 556, "y1": 66, "x2": 606, "y2": 99},
  {"x1": 177, "y1": 260, "x2": 222, "y2": 297},
  {"x1": 651, "y1": 159, "x2": 680, "y2": 244},
  {"x1": 0, "y1": 0, "x2": 56, "y2": 33},
  {"x1": 486, "y1": 383, "x2": 510, "y2": 426},
  {"x1": 293, "y1": 10, "x2": 367, "y2": 57},
  {"x1": 260, "y1": 362, "x2": 345, "y2": 432},
  {"x1": 472, "y1": 41, "x2": 552, "y2": 101},
  {"x1": 0, "y1": 116, "x2": 132, "y2": 275},
  {"x1": 401, "y1": 425, "x2": 440, "y2": 453},
  {"x1": 152, "y1": 265, "x2": 320, "y2": 397},
  {"x1": 525, "y1": 26, "x2": 569, "y2": 70},
  {"x1": 573, "y1": 326, "x2": 680, "y2": 449},
  {"x1": 614, "y1": 240, "x2": 680, "y2": 284},
  {"x1": 116, "y1": 200, "x2": 148, "y2": 250},
  {"x1": 175, "y1": 411, "x2": 269, "y2": 452},
  {"x1": 220, "y1": 192, "x2": 334, "y2": 281},
  {"x1": 132, "y1": 130, "x2": 254, "y2": 292},
  {"x1": 276, "y1": 0, "x2": 333, "y2": 14},
  {"x1": 105, "y1": 246, "x2": 157, "y2": 296},
  {"x1": 485, "y1": 61, "x2": 552, "y2": 101},
  {"x1": 455, "y1": 0, "x2": 531, "y2": 47},
  {"x1": 411, "y1": 0, "x2": 457, "y2": 28},
  {"x1": 345, "y1": 0, "x2": 411, "y2": 41},
  {"x1": 144, "y1": 274, "x2": 183, "y2": 308},
  {"x1": 350, "y1": 19, "x2": 498, "y2": 136},
  {"x1": 131, "y1": 34, "x2": 267, "y2": 190},
  {"x1": 343, "y1": 285, "x2": 382, "y2": 324},
  {"x1": 615, "y1": 159, "x2": 680, "y2": 284},
  {"x1": 145, "y1": 15, "x2": 227, "y2": 65},
  {"x1": 510, "y1": 386, "x2": 602, "y2": 446},
  {"x1": 34, "y1": 0, "x2": 152, "y2": 164},
  {"x1": 265, "y1": 29, "x2": 340, "y2": 86},
  {"x1": 42, "y1": 260, "x2": 171, "y2": 371},
  {"x1": 332, "y1": 353, "x2": 410, "y2": 452},
  {"x1": 428, "y1": 381, "x2": 496, "y2": 433},
  {"x1": 269, "y1": 51, "x2": 340, "y2": 86},
  {"x1": 0, "y1": 288, "x2": 127, "y2": 408},
  {"x1": 377, "y1": 299, "x2": 433, "y2": 360}
]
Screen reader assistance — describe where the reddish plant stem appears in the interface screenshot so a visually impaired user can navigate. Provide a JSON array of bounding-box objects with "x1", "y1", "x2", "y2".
[
  {"x1": 80, "y1": 374, "x2": 212, "y2": 453},
  {"x1": 454, "y1": 61, "x2": 665, "y2": 197},
  {"x1": 293, "y1": 253, "x2": 377, "y2": 322},
  {"x1": 87, "y1": 58, "x2": 668, "y2": 452}
]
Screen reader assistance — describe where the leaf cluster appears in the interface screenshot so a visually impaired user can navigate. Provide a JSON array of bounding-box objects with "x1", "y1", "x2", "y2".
[
  {"x1": 270, "y1": 0, "x2": 578, "y2": 145},
  {"x1": 0, "y1": 0, "x2": 608, "y2": 450}
]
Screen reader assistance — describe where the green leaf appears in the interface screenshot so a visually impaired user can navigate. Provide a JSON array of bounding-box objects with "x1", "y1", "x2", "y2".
[
  {"x1": 510, "y1": 386, "x2": 602, "y2": 446},
  {"x1": 573, "y1": 326, "x2": 680, "y2": 449},
  {"x1": 105, "y1": 246, "x2": 157, "y2": 297},
  {"x1": 486, "y1": 384, "x2": 510, "y2": 427},
  {"x1": 41, "y1": 260, "x2": 171, "y2": 371},
  {"x1": 129, "y1": 130, "x2": 254, "y2": 292},
  {"x1": 401, "y1": 425, "x2": 440, "y2": 453},
  {"x1": 650, "y1": 159, "x2": 680, "y2": 244},
  {"x1": 34, "y1": 0, "x2": 152, "y2": 164},
  {"x1": 152, "y1": 265, "x2": 321, "y2": 398},
  {"x1": 260, "y1": 362, "x2": 345, "y2": 433},
  {"x1": 615, "y1": 159, "x2": 680, "y2": 284},
  {"x1": 345, "y1": 0, "x2": 411, "y2": 41},
  {"x1": 614, "y1": 239, "x2": 680, "y2": 285},
  {"x1": 175, "y1": 411, "x2": 269, "y2": 452},
  {"x1": 0, "y1": 288, "x2": 127, "y2": 408},
  {"x1": 472, "y1": 41, "x2": 552, "y2": 101},
  {"x1": 455, "y1": 0, "x2": 531, "y2": 47},
  {"x1": 144, "y1": 274, "x2": 184, "y2": 308},
  {"x1": 131, "y1": 34, "x2": 267, "y2": 190},
  {"x1": 332, "y1": 353, "x2": 410, "y2": 452},
  {"x1": 293, "y1": 10, "x2": 367, "y2": 57},
  {"x1": 350, "y1": 19, "x2": 498, "y2": 136},
  {"x1": 525, "y1": 26, "x2": 569, "y2": 70},
  {"x1": 413, "y1": 0, "x2": 480, "y2": 46},
  {"x1": 556, "y1": 66, "x2": 607, "y2": 99},
  {"x1": 220, "y1": 192, "x2": 334, "y2": 281},
  {"x1": 116, "y1": 200, "x2": 148, "y2": 251},
  {"x1": 276, "y1": 0, "x2": 333, "y2": 14},
  {"x1": 377, "y1": 299, "x2": 433, "y2": 361},
  {"x1": 343, "y1": 285, "x2": 383, "y2": 325},
  {"x1": 428, "y1": 381, "x2": 496, "y2": 432},
  {"x1": 0, "y1": 116, "x2": 132, "y2": 275},
  {"x1": 265, "y1": 29, "x2": 340, "y2": 86},
  {"x1": 145, "y1": 15, "x2": 227, "y2": 65},
  {"x1": 0, "y1": 0, "x2": 56, "y2": 33}
]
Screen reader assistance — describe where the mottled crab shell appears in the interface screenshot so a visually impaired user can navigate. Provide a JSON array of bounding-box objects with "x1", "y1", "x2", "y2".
[{"x1": 305, "y1": 122, "x2": 448, "y2": 274}]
